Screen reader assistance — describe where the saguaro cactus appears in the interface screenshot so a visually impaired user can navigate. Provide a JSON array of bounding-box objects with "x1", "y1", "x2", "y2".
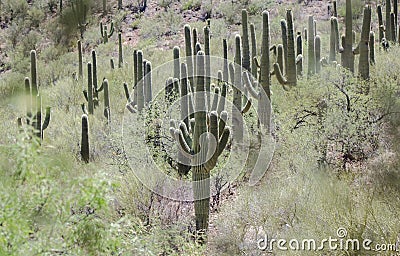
[
  {"x1": 170, "y1": 51, "x2": 230, "y2": 238},
  {"x1": 102, "y1": 79, "x2": 110, "y2": 122},
  {"x1": 118, "y1": 32, "x2": 123, "y2": 68},
  {"x1": 377, "y1": 5, "x2": 385, "y2": 43},
  {"x1": 81, "y1": 114, "x2": 89, "y2": 163},
  {"x1": 329, "y1": 17, "x2": 339, "y2": 62},
  {"x1": 274, "y1": 10, "x2": 297, "y2": 87},
  {"x1": 370, "y1": 31, "x2": 375, "y2": 65},
  {"x1": 78, "y1": 40, "x2": 83, "y2": 79},
  {"x1": 340, "y1": 0, "x2": 355, "y2": 72},
  {"x1": 354, "y1": 5, "x2": 372, "y2": 80},
  {"x1": 184, "y1": 25, "x2": 194, "y2": 92},
  {"x1": 242, "y1": 9, "x2": 251, "y2": 72},
  {"x1": 307, "y1": 15, "x2": 316, "y2": 76},
  {"x1": 232, "y1": 35, "x2": 244, "y2": 143},
  {"x1": 386, "y1": 0, "x2": 391, "y2": 41},
  {"x1": 100, "y1": 21, "x2": 114, "y2": 43}
]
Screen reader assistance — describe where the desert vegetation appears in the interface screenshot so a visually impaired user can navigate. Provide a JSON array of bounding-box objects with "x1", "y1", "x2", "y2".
[{"x1": 0, "y1": 0, "x2": 400, "y2": 255}]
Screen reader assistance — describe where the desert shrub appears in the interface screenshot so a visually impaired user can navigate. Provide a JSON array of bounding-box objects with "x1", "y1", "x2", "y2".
[{"x1": 182, "y1": 0, "x2": 202, "y2": 11}]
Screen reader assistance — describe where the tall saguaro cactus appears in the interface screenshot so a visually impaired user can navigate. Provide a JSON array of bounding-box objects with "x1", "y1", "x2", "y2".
[
  {"x1": 307, "y1": 15, "x2": 316, "y2": 77},
  {"x1": 274, "y1": 10, "x2": 297, "y2": 87},
  {"x1": 340, "y1": 0, "x2": 355, "y2": 73},
  {"x1": 241, "y1": 9, "x2": 251, "y2": 72},
  {"x1": 232, "y1": 35, "x2": 244, "y2": 143},
  {"x1": 78, "y1": 40, "x2": 83, "y2": 79},
  {"x1": 170, "y1": 51, "x2": 230, "y2": 238},
  {"x1": 386, "y1": 0, "x2": 391, "y2": 41},
  {"x1": 81, "y1": 114, "x2": 89, "y2": 163},
  {"x1": 354, "y1": 5, "x2": 372, "y2": 80}
]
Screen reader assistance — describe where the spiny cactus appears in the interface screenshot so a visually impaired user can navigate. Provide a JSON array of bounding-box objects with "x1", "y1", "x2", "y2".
[
  {"x1": 28, "y1": 51, "x2": 51, "y2": 140},
  {"x1": 354, "y1": 5, "x2": 372, "y2": 80},
  {"x1": 118, "y1": 32, "x2": 123, "y2": 68},
  {"x1": 241, "y1": 9, "x2": 251, "y2": 73},
  {"x1": 204, "y1": 26, "x2": 211, "y2": 109},
  {"x1": 100, "y1": 21, "x2": 114, "y2": 43},
  {"x1": 184, "y1": 25, "x2": 194, "y2": 92},
  {"x1": 144, "y1": 61, "x2": 152, "y2": 103},
  {"x1": 78, "y1": 40, "x2": 83, "y2": 79},
  {"x1": 307, "y1": 15, "x2": 316, "y2": 76},
  {"x1": 250, "y1": 23, "x2": 257, "y2": 79},
  {"x1": 315, "y1": 35, "x2": 321, "y2": 74},
  {"x1": 81, "y1": 114, "x2": 89, "y2": 163},
  {"x1": 274, "y1": 10, "x2": 297, "y2": 87},
  {"x1": 370, "y1": 31, "x2": 375, "y2": 65},
  {"x1": 102, "y1": 79, "x2": 110, "y2": 122},
  {"x1": 377, "y1": 5, "x2": 385, "y2": 44},
  {"x1": 339, "y1": 0, "x2": 355, "y2": 73},
  {"x1": 280, "y1": 18, "x2": 288, "y2": 75},
  {"x1": 71, "y1": 0, "x2": 88, "y2": 38},
  {"x1": 232, "y1": 35, "x2": 244, "y2": 143},
  {"x1": 136, "y1": 51, "x2": 144, "y2": 111},
  {"x1": 386, "y1": 0, "x2": 391, "y2": 41},
  {"x1": 259, "y1": 10, "x2": 272, "y2": 101},
  {"x1": 86, "y1": 62, "x2": 94, "y2": 114},
  {"x1": 170, "y1": 51, "x2": 230, "y2": 237},
  {"x1": 223, "y1": 39, "x2": 229, "y2": 82},
  {"x1": 91, "y1": 50, "x2": 99, "y2": 107},
  {"x1": 296, "y1": 32, "x2": 303, "y2": 76},
  {"x1": 173, "y1": 46, "x2": 180, "y2": 79},
  {"x1": 329, "y1": 17, "x2": 339, "y2": 63},
  {"x1": 390, "y1": 12, "x2": 396, "y2": 42}
]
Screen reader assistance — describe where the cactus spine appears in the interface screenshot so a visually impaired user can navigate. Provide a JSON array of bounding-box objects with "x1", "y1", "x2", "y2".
[{"x1": 81, "y1": 114, "x2": 89, "y2": 163}]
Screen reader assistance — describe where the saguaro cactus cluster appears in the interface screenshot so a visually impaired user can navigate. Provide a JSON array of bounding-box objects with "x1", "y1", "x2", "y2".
[
  {"x1": 100, "y1": 21, "x2": 114, "y2": 43},
  {"x1": 170, "y1": 51, "x2": 230, "y2": 238}
]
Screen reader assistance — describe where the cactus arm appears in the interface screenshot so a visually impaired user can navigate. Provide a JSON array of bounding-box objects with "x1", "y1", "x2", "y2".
[
  {"x1": 179, "y1": 122, "x2": 192, "y2": 147},
  {"x1": 173, "y1": 129, "x2": 193, "y2": 158},
  {"x1": 211, "y1": 87, "x2": 219, "y2": 112},
  {"x1": 241, "y1": 99, "x2": 251, "y2": 114},
  {"x1": 83, "y1": 90, "x2": 88, "y2": 101},
  {"x1": 216, "y1": 127, "x2": 230, "y2": 157},
  {"x1": 243, "y1": 71, "x2": 260, "y2": 99},
  {"x1": 100, "y1": 22, "x2": 104, "y2": 37},
  {"x1": 81, "y1": 114, "x2": 89, "y2": 163},
  {"x1": 109, "y1": 21, "x2": 114, "y2": 37},
  {"x1": 273, "y1": 63, "x2": 290, "y2": 91},
  {"x1": 123, "y1": 82, "x2": 130, "y2": 101}
]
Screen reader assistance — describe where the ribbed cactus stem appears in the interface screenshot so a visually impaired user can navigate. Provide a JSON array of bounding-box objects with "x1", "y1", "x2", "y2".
[
  {"x1": 357, "y1": 5, "x2": 372, "y2": 80},
  {"x1": 81, "y1": 114, "x2": 89, "y2": 163},
  {"x1": 377, "y1": 5, "x2": 384, "y2": 43},
  {"x1": 315, "y1": 35, "x2": 321, "y2": 74},
  {"x1": 180, "y1": 63, "x2": 189, "y2": 128},
  {"x1": 137, "y1": 50, "x2": 144, "y2": 111},
  {"x1": 223, "y1": 39, "x2": 229, "y2": 82},
  {"x1": 30, "y1": 50, "x2": 37, "y2": 93},
  {"x1": 390, "y1": 13, "x2": 396, "y2": 42},
  {"x1": 87, "y1": 62, "x2": 94, "y2": 114},
  {"x1": 78, "y1": 40, "x2": 83, "y2": 79},
  {"x1": 386, "y1": 0, "x2": 391, "y2": 41},
  {"x1": 281, "y1": 18, "x2": 288, "y2": 75},
  {"x1": 343, "y1": 0, "x2": 354, "y2": 72},
  {"x1": 370, "y1": 31, "x2": 375, "y2": 65},
  {"x1": 118, "y1": 32, "x2": 123, "y2": 68},
  {"x1": 329, "y1": 17, "x2": 337, "y2": 62},
  {"x1": 25, "y1": 77, "x2": 32, "y2": 122},
  {"x1": 91, "y1": 50, "x2": 99, "y2": 107},
  {"x1": 173, "y1": 46, "x2": 180, "y2": 79},
  {"x1": 233, "y1": 35, "x2": 243, "y2": 143},
  {"x1": 307, "y1": 16, "x2": 316, "y2": 76},
  {"x1": 204, "y1": 26, "x2": 211, "y2": 110},
  {"x1": 184, "y1": 25, "x2": 194, "y2": 92},
  {"x1": 285, "y1": 10, "x2": 296, "y2": 85},
  {"x1": 260, "y1": 11, "x2": 271, "y2": 100},
  {"x1": 296, "y1": 32, "x2": 303, "y2": 76},
  {"x1": 144, "y1": 61, "x2": 152, "y2": 103},
  {"x1": 276, "y1": 44, "x2": 284, "y2": 74},
  {"x1": 333, "y1": 0, "x2": 337, "y2": 17},
  {"x1": 103, "y1": 79, "x2": 110, "y2": 121},
  {"x1": 250, "y1": 23, "x2": 257, "y2": 79},
  {"x1": 241, "y1": 9, "x2": 250, "y2": 72}
]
